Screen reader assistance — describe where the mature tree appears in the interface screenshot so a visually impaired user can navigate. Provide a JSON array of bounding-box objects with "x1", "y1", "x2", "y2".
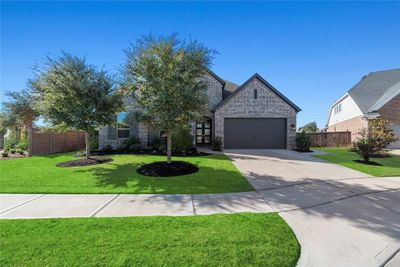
[
  {"x1": 30, "y1": 53, "x2": 123, "y2": 158},
  {"x1": 2, "y1": 89, "x2": 38, "y2": 154},
  {"x1": 123, "y1": 34, "x2": 214, "y2": 163},
  {"x1": 301, "y1": 121, "x2": 319, "y2": 133}
]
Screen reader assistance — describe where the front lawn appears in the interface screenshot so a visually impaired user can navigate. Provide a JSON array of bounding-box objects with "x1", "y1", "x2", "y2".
[
  {"x1": 313, "y1": 147, "x2": 400, "y2": 177},
  {"x1": 0, "y1": 213, "x2": 300, "y2": 267},
  {"x1": 0, "y1": 153, "x2": 253, "y2": 194}
]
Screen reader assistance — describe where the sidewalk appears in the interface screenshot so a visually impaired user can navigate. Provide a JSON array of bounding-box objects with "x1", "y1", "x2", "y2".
[{"x1": 0, "y1": 192, "x2": 272, "y2": 219}]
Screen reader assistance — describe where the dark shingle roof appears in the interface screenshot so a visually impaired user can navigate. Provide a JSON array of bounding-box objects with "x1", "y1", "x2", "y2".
[
  {"x1": 348, "y1": 68, "x2": 400, "y2": 113},
  {"x1": 222, "y1": 80, "x2": 239, "y2": 99}
]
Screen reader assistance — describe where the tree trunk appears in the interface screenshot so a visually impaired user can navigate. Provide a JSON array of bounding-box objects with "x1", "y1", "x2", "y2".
[
  {"x1": 167, "y1": 130, "x2": 172, "y2": 163},
  {"x1": 363, "y1": 154, "x2": 369, "y2": 162},
  {"x1": 85, "y1": 132, "x2": 90, "y2": 159}
]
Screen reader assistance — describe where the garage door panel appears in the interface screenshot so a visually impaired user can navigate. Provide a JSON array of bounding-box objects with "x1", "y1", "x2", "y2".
[{"x1": 224, "y1": 118, "x2": 286, "y2": 149}]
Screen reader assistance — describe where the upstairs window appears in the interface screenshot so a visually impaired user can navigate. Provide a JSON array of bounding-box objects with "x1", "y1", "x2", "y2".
[
  {"x1": 117, "y1": 112, "x2": 130, "y2": 139},
  {"x1": 254, "y1": 89, "x2": 258, "y2": 99},
  {"x1": 334, "y1": 103, "x2": 342, "y2": 114}
]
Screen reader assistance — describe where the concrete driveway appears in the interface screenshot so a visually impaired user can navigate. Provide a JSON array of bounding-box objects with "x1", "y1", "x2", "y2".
[{"x1": 224, "y1": 149, "x2": 400, "y2": 267}]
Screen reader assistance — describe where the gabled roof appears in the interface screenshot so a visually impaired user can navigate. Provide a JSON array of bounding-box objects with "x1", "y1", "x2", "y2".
[
  {"x1": 205, "y1": 68, "x2": 226, "y2": 86},
  {"x1": 212, "y1": 73, "x2": 301, "y2": 112},
  {"x1": 347, "y1": 68, "x2": 400, "y2": 114}
]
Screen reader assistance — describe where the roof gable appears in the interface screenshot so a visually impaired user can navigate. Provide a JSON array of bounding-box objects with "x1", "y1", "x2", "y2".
[
  {"x1": 212, "y1": 73, "x2": 301, "y2": 112},
  {"x1": 347, "y1": 68, "x2": 400, "y2": 113}
]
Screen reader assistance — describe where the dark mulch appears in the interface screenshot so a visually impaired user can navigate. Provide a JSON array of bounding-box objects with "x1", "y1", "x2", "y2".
[
  {"x1": 90, "y1": 150, "x2": 210, "y2": 157},
  {"x1": 293, "y1": 149, "x2": 313, "y2": 153},
  {"x1": 137, "y1": 161, "x2": 199, "y2": 177},
  {"x1": 0, "y1": 153, "x2": 27, "y2": 160},
  {"x1": 353, "y1": 160, "x2": 383, "y2": 166},
  {"x1": 57, "y1": 157, "x2": 113, "y2": 167}
]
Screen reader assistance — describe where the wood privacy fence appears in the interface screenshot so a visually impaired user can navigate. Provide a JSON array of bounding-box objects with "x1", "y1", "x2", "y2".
[
  {"x1": 30, "y1": 129, "x2": 86, "y2": 155},
  {"x1": 305, "y1": 131, "x2": 352, "y2": 147}
]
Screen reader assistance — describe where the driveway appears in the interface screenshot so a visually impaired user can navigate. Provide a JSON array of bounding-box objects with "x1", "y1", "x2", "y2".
[{"x1": 225, "y1": 149, "x2": 400, "y2": 267}]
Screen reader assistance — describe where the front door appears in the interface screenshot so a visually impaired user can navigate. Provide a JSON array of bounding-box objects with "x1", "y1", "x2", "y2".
[{"x1": 196, "y1": 120, "x2": 211, "y2": 145}]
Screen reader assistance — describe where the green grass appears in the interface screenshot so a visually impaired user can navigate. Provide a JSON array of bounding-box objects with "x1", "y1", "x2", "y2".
[
  {"x1": 0, "y1": 153, "x2": 253, "y2": 194},
  {"x1": 313, "y1": 147, "x2": 400, "y2": 177},
  {"x1": 0, "y1": 213, "x2": 300, "y2": 267}
]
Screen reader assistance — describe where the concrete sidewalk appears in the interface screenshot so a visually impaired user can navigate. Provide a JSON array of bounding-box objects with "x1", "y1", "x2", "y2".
[{"x1": 0, "y1": 192, "x2": 272, "y2": 219}]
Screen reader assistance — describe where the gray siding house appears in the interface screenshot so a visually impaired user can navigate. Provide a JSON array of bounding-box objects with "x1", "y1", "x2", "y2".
[{"x1": 99, "y1": 70, "x2": 301, "y2": 149}]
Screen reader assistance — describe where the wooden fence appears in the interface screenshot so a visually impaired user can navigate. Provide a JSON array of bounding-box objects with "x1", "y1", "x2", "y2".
[
  {"x1": 30, "y1": 129, "x2": 86, "y2": 155},
  {"x1": 304, "y1": 131, "x2": 352, "y2": 147}
]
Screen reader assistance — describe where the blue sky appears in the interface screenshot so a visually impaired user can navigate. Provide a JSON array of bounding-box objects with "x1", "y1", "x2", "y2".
[{"x1": 1, "y1": 1, "x2": 399, "y2": 128}]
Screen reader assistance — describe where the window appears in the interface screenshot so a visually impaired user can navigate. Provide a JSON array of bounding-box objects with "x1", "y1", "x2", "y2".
[
  {"x1": 117, "y1": 112, "x2": 130, "y2": 139},
  {"x1": 334, "y1": 103, "x2": 342, "y2": 114},
  {"x1": 254, "y1": 89, "x2": 258, "y2": 99}
]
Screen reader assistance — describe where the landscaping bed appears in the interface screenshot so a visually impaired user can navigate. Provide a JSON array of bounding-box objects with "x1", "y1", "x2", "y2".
[
  {"x1": 0, "y1": 213, "x2": 300, "y2": 267},
  {"x1": 0, "y1": 152, "x2": 253, "y2": 194},
  {"x1": 312, "y1": 147, "x2": 400, "y2": 176},
  {"x1": 56, "y1": 157, "x2": 113, "y2": 167},
  {"x1": 137, "y1": 161, "x2": 199, "y2": 177}
]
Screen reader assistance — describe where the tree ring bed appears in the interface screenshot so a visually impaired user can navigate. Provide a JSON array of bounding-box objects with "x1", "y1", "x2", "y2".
[
  {"x1": 137, "y1": 161, "x2": 199, "y2": 177},
  {"x1": 353, "y1": 160, "x2": 382, "y2": 166},
  {"x1": 56, "y1": 157, "x2": 113, "y2": 167}
]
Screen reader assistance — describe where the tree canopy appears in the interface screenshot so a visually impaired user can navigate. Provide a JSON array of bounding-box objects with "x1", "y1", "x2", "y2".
[
  {"x1": 300, "y1": 121, "x2": 319, "y2": 133},
  {"x1": 123, "y1": 34, "x2": 214, "y2": 162},
  {"x1": 30, "y1": 52, "x2": 123, "y2": 158}
]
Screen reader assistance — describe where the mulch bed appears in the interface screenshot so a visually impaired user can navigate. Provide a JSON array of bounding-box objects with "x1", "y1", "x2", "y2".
[
  {"x1": 137, "y1": 161, "x2": 199, "y2": 177},
  {"x1": 0, "y1": 153, "x2": 27, "y2": 160},
  {"x1": 56, "y1": 157, "x2": 113, "y2": 167},
  {"x1": 90, "y1": 150, "x2": 210, "y2": 157},
  {"x1": 353, "y1": 160, "x2": 383, "y2": 166},
  {"x1": 293, "y1": 149, "x2": 313, "y2": 153}
]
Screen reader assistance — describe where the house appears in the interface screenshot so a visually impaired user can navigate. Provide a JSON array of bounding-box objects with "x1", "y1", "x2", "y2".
[
  {"x1": 326, "y1": 68, "x2": 400, "y2": 148},
  {"x1": 99, "y1": 70, "x2": 301, "y2": 150}
]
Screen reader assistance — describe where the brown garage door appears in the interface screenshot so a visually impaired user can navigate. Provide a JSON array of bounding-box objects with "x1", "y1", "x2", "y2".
[{"x1": 224, "y1": 118, "x2": 287, "y2": 149}]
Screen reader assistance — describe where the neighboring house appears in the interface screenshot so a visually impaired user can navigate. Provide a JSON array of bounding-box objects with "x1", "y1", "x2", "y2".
[
  {"x1": 326, "y1": 68, "x2": 400, "y2": 148},
  {"x1": 99, "y1": 70, "x2": 301, "y2": 149}
]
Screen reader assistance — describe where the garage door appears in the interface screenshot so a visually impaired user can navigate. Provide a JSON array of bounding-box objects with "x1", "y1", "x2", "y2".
[{"x1": 224, "y1": 118, "x2": 287, "y2": 149}]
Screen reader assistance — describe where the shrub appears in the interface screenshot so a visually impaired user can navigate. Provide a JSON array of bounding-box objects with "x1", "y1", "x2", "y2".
[
  {"x1": 2, "y1": 152, "x2": 8, "y2": 157},
  {"x1": 369, "y1": 118, "x2": 398, "y2": 151},
  {"x1": 172, "y1": 127, "x2": 194, "y2": 153},
  {"x1": 16, "y1": 148, "x2": 24, "y2": 155},
  {"x1": 10, "y1": 149, "x2": 16, "y2": 154},
  {"x1": 102, "y1": 144, "x2": 113, "y2": 153},
  {"x1": 16, "y1": 137, "x2": 29, "y2": 151},
  {"x1": 352, "y1": 128, "x2": 382, "y2": 162},
  {"x1": 4, "y1": 136, "x2": 19, "y2": 150},
  {"x1": 148, "y1": 136, "x2": 163, "y2": 152},
  {"x1": 89, "y1": 131, "x2": 99, "y2": 150},
  {"x1": 211, "y1": 136, "x2": 222, "y2": 151},
  {"x1": 296, "y1": 132, "x2": 311, "y2": 152},
  {"x1": 122, "y1": 136, "x2": 141, "y2": 152}
]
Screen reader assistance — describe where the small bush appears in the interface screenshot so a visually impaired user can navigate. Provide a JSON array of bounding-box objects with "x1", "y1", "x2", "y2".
[
  {"x1": 2, "y1": 152, "x2": 8, "y2": 157},
  {"x1": 16, "y1": 137, "x2": 29, "y2": 151},
  {"x1": 89, "y1": 132, "x2": 99, "y2": 150},
  {"x1": 296, "y1": 132, "x2": 311, "y2": 152},
  {"x1": 10, "y1": 149, "x2": 16, "y2": 154},
  {"x1": 16, "y1": 148, "x2": 24, "y2": 155},
  {"x1": 172, "y1": 127, "x2": 194, "y2": 153},
  {"x1": 4, "y1": 136, "x2": 19, "y2": 150},
  {"x1": 74, "y1": 151, "x2": 86, "y2": 157},
  {"x1": 148, "y1": 136, "x2": 163, "y2": 152},
  {"x1": 102, "y1": 144, "x2": 113, "y2": 153},
  {"x1": 122, "y1": 136, "x2": 141, "y2": 152},
  {"x1": 211, "y1": 136, "x2": 222, "y2": 151}
]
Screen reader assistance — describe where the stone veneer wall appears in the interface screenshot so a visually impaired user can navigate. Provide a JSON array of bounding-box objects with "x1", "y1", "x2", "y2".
[
  {"x1": 202, "y1": 73, "x2": 223, "y2": 111},
  {"x1": 99, "y1": 122, "x2": 148, "y2": 149},
  {"x1": 214, "y1": 78, "x2": 298, "y2": 149}
]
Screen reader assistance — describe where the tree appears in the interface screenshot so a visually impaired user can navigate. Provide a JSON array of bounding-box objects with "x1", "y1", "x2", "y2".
[
  {"x1": 2, "y1": 89, "x2": 38, "y2": 155},
  {"x1": 30, "y1": 53, "x2": 123, "y2": 159},
  {"x1": 301, "y1": 121, "x2": 319, "y2": 133},
  {"x1": 351, "y1": 118, "x2": 397, "y2": 162},
  {"x1": 123, "y1": 34, "x2": 214, "y2": 163}
]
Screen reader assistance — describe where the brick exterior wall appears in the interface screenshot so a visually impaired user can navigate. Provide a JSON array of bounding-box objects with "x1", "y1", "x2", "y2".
[
  {"x1": 378, "y1": 94, "x2": 400, "y2": 124},
  {"x1": 327, "y1": 115, "x2": 368, "y2": 141},
  {"x1": 214, "y1": 77, "x2": 298, "y2": 149},
  {"x1": 201, "y1": 72, "x2": 224, "y2": 116}
]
